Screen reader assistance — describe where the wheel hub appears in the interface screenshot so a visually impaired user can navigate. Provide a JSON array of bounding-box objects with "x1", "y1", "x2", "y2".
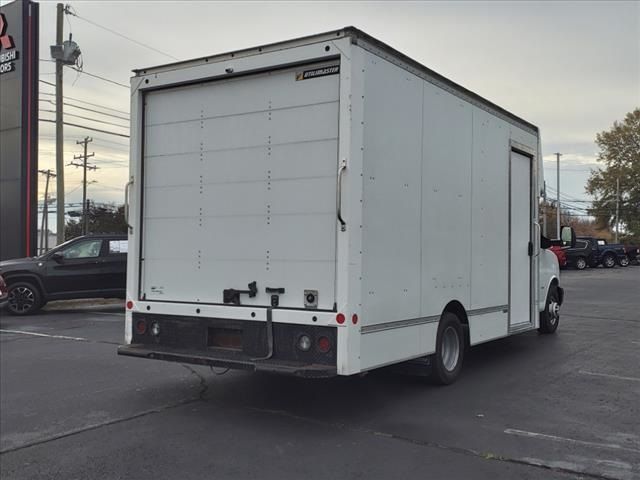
[
  {"x1": 441, "y1": 326, "x2": 460, "y2": 372},
  {"x1": 8, "y1": 287, "x2": 34, "y2": 312},
  {"x1": 548, "y1": 301, "x2": 560, "y2": 323}
]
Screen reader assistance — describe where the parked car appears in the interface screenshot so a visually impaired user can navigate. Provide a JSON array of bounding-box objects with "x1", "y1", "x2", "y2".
[
  {"x1": 0, "y1": 275, "x2": 8, "y2": 310},
  {"x1": 550, "y1": 245, "x2": 567, "y2": 268},
  {"x1": 565, "y1": 238, "x2": 596, "y2": 270},
  {"x1": 624, "y1": 244, "x2": 640, "y2": 266},
  {"x1": 0, "y1": 234, "x2": 127, "y2": 315},
  {"x1": 576, "y1": 236, "x2": 627, "y2": 268}
]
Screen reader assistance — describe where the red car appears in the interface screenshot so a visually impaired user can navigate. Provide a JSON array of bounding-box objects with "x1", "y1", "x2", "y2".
[{"x1": 550, "y1": 245, "x2": 567, "y2": 268}]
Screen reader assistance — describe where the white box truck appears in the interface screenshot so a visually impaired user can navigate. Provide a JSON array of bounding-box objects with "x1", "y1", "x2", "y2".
[{"x1": 119, "y1": 27, "x2": 574, "y2": 383}]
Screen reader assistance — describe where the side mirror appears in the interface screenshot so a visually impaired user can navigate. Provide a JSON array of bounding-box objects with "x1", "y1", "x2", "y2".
[
  {"x1": 51, "y1": 252, "x2": 64, "y2": 263},
  {"x1": 560, "y1": 226, "x2": 576, "y2": 248}
]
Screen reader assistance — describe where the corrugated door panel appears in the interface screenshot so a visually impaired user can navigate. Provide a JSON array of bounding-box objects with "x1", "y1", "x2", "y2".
[{"x1": 141, "y1": 61, "x2": 340, "y2": 309}]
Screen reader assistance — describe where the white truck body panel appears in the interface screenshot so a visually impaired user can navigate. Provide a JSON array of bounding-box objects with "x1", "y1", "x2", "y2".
[
  {"x1": 124, "y1": 27, "x2": 554, "y2": 376},
  {"x1": 141, "y1": 63, "x2": 340, "y2": 310}
]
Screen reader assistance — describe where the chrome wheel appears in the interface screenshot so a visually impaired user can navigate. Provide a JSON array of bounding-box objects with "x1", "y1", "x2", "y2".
[
  {"x1": 441, "y1": 326, "x2": 461, "y2": 372},
  {"x1": 620, "y1": 256, "x2": 629, "y2": 267},
  {"x1": 603, "y1": 255, "x2": 615, "y2": 268},
  {"x1": 576, "y1": 258, "x2": 586, "y2": 270},
  {"x1": 8, "y1": 286, "x2": 36, "y2": 314}
]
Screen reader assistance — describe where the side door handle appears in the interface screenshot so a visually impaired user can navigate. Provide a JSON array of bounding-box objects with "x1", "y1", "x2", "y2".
[{"x1": 336, "y1": 159, "x2": 347, "y2": 232}]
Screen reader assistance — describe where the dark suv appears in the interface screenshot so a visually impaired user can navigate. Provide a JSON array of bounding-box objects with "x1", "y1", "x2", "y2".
[
  {"x1": 0, "y1": 234, "x2": 127, "y2": 315},
  {"x1": 565, "y1": 238, "x2": 596, "y2": 270}
]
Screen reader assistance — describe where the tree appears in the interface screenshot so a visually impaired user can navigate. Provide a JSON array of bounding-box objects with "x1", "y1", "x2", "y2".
[
  {"x1": 65, "y1": 202, "x2": 127, "y2": 240},
  {"x1": 586, "y1": 108, "x2": 640, "y2": 241},
  {"x1": 538, "y1": 201, "x2": 610, "y2": 239}
]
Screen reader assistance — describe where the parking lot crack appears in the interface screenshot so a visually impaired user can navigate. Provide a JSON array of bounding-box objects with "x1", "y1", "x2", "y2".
[
  {"x1": 240, "y1": 405, "x2": 621, "y2": 480},
  {"x1": 180, "y1": 364, "x2": 209, "y2": 399},
  {"x1": 0, "y1": 398, "x2": 201, "y2": 456}
]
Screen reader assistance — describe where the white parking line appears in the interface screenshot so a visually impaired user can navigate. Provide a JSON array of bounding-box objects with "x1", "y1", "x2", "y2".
[
  {"x1": 0, "y1": 329, "x2": 89, "y2": 342},
  {"x1": 579, "y1": 370, "x2": 640, "y2": 383},
  {"x1": 504, "y1": 429, "x2": 640, "y2": 454}
]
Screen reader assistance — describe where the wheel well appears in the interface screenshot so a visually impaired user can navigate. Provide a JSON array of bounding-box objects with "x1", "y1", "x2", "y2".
[
  {"x1": 4, "y1": 274, "x2": 44, "y2": 294},
  {"x1": 443, "y1": 300, "x2": 468, "y2": 325}
]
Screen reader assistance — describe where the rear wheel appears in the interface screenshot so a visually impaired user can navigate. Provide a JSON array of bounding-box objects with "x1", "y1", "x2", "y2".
[
  {"x1": 575, "y1": 257, "x2": 587, "y2": 270},
  {"x1": 619, "y1": 256, "x2": 629, "y2": 267},
  {"x1": 603, "y1": 254, "x2": 616, "y2": 268},
  {"x1": 430, "y1": 312, "x2": 465, "y2": 385},
  {"x1": 6, "y1": 282, "x2": 43, "y2": 315},
  {"x1": 538, "y1": 285, "x2": 560, "y2": 334}
]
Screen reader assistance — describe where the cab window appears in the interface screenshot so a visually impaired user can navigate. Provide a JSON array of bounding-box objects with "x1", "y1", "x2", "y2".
[{"x1": 61, "y1": 239, "x2": 103, "y2": 259}]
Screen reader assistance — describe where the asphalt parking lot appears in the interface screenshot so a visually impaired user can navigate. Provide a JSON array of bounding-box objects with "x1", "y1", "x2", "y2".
[{"x1": 1, "y1": 267, "x2": 638, "y2": 480}]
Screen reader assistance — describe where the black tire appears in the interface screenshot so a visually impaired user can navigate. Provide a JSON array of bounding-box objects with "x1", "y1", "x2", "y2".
[
  {"x1": 538, "y1": 285, "x2": 560, "y2": 334},
  {"x1": 575, "y1": 256, "x2": 587, "y2": 270},
  {"x1": 602, "y1": 254, "x2": 616, "y2": 268},
  {"x1": 6, "y1": 281, "x2": 43, "y2": 316},
  {"x1": 619, "y1": 256, "x2": 629, "y2": 267},
  {"x1": 430, "y1": 312, "x2": 465, "y2": 385}
]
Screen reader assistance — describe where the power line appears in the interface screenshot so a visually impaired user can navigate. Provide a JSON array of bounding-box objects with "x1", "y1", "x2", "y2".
[
  {"x1": 39, "y1": 134, "x2": 129, "y2": 149},
  {"x1": 67, "y1": 66, "x2": 129, "y2": 89},
  {"x1": 66, "y1": 10, "x2": 179, "y2": 61},
  {"x1": 39, "y1": 109, "x2": 128, "y2": 129},
  {"x1": 39, "y1": 98, "x2": 130, "y2": 121},
  {"x1": 39, "y1": 91, "x2": 129, "y2": 116},
  {"x1": 40, "y1": 118, "x2": 130, "y2": 138}
]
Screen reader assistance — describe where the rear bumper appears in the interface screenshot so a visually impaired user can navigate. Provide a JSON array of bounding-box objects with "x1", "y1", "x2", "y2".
[{"x1": 118, "y1": 344, "x2": 337, "y2": 378}]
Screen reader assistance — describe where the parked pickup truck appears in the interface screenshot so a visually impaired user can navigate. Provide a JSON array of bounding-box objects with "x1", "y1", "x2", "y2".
[{"x1": 577, "y1": 237, "x2": 627, "y2": 268}]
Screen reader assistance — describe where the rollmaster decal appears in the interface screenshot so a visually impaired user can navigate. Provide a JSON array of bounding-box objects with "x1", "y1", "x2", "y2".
[
  {"x1": 296, "y1": 65, "x2": 339, "y2": 81},
  {"x1": 0, "y1": 12, "x2": 18, "y2": 75}
]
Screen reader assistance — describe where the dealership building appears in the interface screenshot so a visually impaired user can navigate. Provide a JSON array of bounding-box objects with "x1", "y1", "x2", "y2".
[{"x1": 0, "y1": 0, "x2": 39, "y2": 260}]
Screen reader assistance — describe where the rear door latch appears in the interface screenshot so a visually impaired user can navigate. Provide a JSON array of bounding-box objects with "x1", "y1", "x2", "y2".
[
  {"x1": 266, "y1": 287, "x2": 285, "y2": 307},
  {"x1": 223, "y1": 281, "x2": 257, "y2": 305}
]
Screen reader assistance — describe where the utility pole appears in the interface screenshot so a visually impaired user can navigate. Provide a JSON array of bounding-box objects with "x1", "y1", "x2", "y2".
[
  {"x1": 55, "y1": 3, "x2": 65, "y2": 245},
  {"x1": 615, "y1": 177, "x2": 620, "y2": 243},
  {"x1": 38, "y1": 170, "x2": 56, "y2": 254},
  {"x1": 555, "y1": 152, "x2": 562, "y2": 238},
  {"x1": 68, "y1": 137, "x2": 97, "y2": 235}
]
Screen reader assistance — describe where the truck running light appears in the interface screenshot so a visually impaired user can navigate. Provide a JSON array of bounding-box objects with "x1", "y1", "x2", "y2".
[
  {"x1": 126, "y1": 300, "x2": 134, "y2": 310},
  {"x1": 151, "y1": 321, "x2": 160, "y2": 337},
  {"x1": 352, "y1": 314, "x2": 358, "y2": 325},
  {"x1": 135, "y1": 319, "x2": 147, "y2": 335},
  {"x1": 297, "y1": 334, "x2": 312, "y2": 352},
  {"x1": 317, "y1": 336, "x2": 331, "y2": 353},
  {"x1": 336, "y1": 313, "x2": 345, "y2": 324}
]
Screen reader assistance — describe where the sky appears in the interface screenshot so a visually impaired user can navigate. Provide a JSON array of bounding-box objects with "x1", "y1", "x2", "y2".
[{"x1": 10, "y1": 0, "x2": 640, "y2": 229}]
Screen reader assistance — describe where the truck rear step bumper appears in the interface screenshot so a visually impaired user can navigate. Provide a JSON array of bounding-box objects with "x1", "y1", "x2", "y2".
[{"x1": 118, "y1": 344, "x2": 337, "y2": 378}]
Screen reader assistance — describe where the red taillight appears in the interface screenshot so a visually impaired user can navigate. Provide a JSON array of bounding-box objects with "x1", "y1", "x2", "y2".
[
  {"x1": 135, "y1": 319, "x2": 147, "y2": 335},
  {"x1": 317, "y1": 336, "x2": 331, "y2": 353},
  {"x1": 336, "y1": 313, "x2": 345, "y2": 324},
  {"x1": 126, "y1": 300, "x2": 134, "y2": 310},
  {"x1": 352, "y1": 314, "x2": 358, "y2": 325}
]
